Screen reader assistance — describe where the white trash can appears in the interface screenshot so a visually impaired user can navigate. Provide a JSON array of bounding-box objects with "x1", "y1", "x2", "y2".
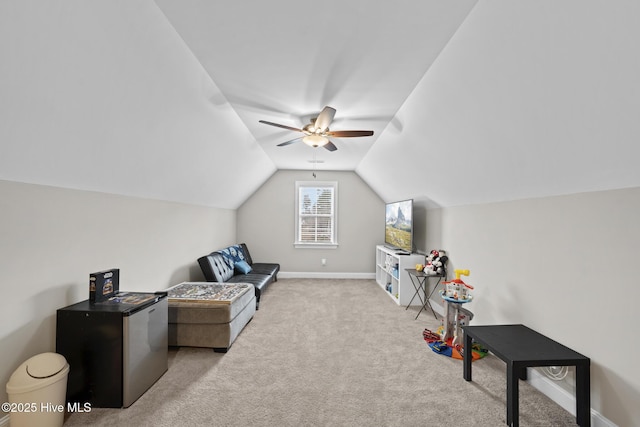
[{"x1": 6, "y1": 352, "x2": 69, "y2": 427}]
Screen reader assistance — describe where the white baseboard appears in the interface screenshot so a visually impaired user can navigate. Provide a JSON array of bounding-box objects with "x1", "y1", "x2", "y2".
[
  {"x1": 527, "y1": 368, "x2": 577, "y2": 415},
  {"x1": 278, "y1": 272, "x2": 375, "y2": 279},
  {"x1": 526, "y1": 362, "x2": 616, "y2": 426},
  {"x1": 0, "y1": 414, "x2": 9, "y2": 427}
]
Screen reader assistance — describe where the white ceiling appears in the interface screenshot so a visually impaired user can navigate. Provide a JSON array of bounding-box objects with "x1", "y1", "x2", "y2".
[
  {"x1": 154, "y1": 0, "x2": 478, "y2": 171},
  {"x1": 2, "y1": 1, "x2": 640, "y2": 209},
  {"x1": 358, "y1": 0, "x2": 640, "y2": 206}
]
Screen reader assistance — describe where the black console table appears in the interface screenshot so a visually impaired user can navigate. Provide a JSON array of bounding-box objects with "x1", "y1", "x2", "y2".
[{"x1": 463, "y1": 324, "x2": 590, "y2": 427}]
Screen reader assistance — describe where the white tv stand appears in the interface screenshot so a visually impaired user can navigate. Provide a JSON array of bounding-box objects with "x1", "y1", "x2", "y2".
[{"x1": 375, "y1": 245, "x2": 423, "y2": 306}]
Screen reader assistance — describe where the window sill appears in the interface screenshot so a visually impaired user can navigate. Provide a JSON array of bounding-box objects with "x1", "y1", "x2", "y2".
[{"x1": 294, "y1": 243, "x2": 339, "y2": 249}]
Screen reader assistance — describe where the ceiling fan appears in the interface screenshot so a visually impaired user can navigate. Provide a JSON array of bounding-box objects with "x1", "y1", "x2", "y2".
[{"x1": 258, "y1": 106, "x2": 374, "y2": 151}]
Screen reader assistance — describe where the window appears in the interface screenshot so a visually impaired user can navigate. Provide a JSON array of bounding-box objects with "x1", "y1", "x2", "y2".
[{"x1": 295, "y1": 181, "x2": 338, "y2": 248}]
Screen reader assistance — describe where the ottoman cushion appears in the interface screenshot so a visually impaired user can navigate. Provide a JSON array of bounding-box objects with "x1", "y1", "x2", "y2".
[{"x1": 166, "y1": 282, "x2": 255, "y2": 351}]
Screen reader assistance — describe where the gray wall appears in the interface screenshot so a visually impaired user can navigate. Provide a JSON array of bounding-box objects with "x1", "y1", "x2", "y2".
[
  {"x1": 0, "y1": 180, "x2": 236, "y2": 405},
  {"x1": 2, "y1": 176, "x2": 637, "y2": 425},
  {"x1": 237, "y1": 170, "x2": 384, "y2": 276},
  {"x1": 416, "y1": 187, "x2": 640, "y2": 426}
]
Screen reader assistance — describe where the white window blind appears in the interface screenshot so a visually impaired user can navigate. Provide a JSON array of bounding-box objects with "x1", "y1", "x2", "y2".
[{"x1": 295, "y1": 181, "x2": 338, "y2": 248}]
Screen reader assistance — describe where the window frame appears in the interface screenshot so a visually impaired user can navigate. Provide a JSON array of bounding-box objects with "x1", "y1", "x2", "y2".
[{"x1": 294, "y1": 181, "x2": 338, "y2": 249}]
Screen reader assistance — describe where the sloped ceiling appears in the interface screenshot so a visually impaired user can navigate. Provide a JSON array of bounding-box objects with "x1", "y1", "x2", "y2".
[
  {"x1": 1, "y1": 1, "x2": 640, "y2": 209},
  {"x1": 0, "y1": 0, "x2": 276, "y2": 209},
  {"x1": 358, "y1": 1, "x2": 640, "y2": 207},
  {"x1": 154, "y1": 0, "x2": 478, "y2": 172}
]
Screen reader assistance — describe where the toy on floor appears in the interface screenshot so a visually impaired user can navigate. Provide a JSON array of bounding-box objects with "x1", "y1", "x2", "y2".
[
  {"x1": 423, "y1": 269, "x2": 485, "y2": 360},
  {"x1": 424, "y1": 332, "x2": 487, "y2": 360},
  {"x1": 423, "y1": 326, "x2": 487, "y2": 361},
  {"x1": 440, "y1": 269, "x2": 474, "y2": 348}
]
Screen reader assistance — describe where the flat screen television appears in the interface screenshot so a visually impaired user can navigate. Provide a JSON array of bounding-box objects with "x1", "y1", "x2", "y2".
[{"x1": 384, "y1": 199, "x2": 413, "y2": 253}]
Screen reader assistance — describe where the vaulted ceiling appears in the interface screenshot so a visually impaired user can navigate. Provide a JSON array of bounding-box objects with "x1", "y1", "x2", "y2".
[
  {"x1": 154, "y1": 0, "x2": 477, "y2": 172},
  {"x1": 2, "y1": 1, "x2": 639, "y2": 209}
]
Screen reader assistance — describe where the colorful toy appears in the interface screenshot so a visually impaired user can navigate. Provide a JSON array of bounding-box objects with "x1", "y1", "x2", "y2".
[
  {"x1": 424, "y1": 250, "x2": 448, "y2": 276},
  {"x1": 423, "y1": 269, "x2": 486, "y2": 361},
  {"x1": 440, "y1": 269, "x2": 474, "y2": 348},
  {"x1": 443, "y1": 269, "x2": 474, "y2": 301},
  {"x1": 423, "y1": 327, "x2": 487, "y2": 361}
]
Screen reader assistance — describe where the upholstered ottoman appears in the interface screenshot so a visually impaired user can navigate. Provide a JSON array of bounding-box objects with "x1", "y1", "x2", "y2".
[{"x1": 166, "y1": 282, "x2": 256, "y2": 353}]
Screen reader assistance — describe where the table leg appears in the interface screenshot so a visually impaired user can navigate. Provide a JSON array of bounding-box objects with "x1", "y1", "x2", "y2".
[
  {"x1": 422, "y1": 279, "x2": 437, "y2": 319},
  {"x1": 519, "y1": 367, "x2": 527, "y2": 381},
  {"x1": 415, "y1": 278, "x2": 432, "y2": 319},
  {"x1": 506, "y1": 362, "x2": 520, "y2": 427},
  {"x1": 463, "y1": 330, "x2": 472, "y2": 381},
  {"x1": 406, "y1": 276, "x2": 424, "y2": 309},
  {"x1": 575, "y1": 364, "x2": 591, "y2": 426},
  {"x1": 405, "y1": 283, "x2": 419, "y2": 308},
  {"x1": 414, "y1": 280, "x2": 425, "y2": 318},
  {"x1": 427, "y1": 276, "x2": 443, "y2": 301}
]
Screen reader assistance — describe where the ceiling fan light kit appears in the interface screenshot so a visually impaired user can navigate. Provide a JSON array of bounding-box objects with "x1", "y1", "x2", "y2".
[
  {"x1": 259, "y1": 106, "x2": 374, "y2": 152},
  {"x1": 302, "y1": 134, "x2": 329, "y2": 147}
]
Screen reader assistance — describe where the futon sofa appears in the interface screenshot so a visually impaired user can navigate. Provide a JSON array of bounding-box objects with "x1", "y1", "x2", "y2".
[{"x1": 197, "y1": 243, "x2": 279, "y2": 309}]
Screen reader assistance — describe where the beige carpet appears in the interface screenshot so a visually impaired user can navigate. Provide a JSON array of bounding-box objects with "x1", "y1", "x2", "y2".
[{"x1": 63, "y1": 278, "x2": 578, "y2": 426}]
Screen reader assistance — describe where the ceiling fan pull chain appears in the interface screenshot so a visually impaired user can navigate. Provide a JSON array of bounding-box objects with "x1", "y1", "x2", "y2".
[{"x1": 312, "y1": 151, "x2": 317, "y2": 179}]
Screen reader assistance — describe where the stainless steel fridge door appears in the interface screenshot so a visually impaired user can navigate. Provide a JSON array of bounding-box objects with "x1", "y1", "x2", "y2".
[{"x1": 122, "y1": 297, "x2": 168, "y2": 407}]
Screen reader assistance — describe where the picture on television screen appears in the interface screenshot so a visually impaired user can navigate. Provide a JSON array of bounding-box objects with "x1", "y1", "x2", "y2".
[{"x1": 385, "y1": 199, "x2": 413, "y2": 253}]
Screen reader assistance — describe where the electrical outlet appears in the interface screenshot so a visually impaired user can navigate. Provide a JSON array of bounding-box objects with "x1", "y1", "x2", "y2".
[{"x1": 321, "y1": 258, "x2": 327, "y2": 266}]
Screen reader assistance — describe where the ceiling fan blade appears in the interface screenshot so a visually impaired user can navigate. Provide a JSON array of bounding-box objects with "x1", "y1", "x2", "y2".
[
  {"x1": 323, "y1": 141, "x2": 338, "y2": 152},
  {"x1": 259, "y1": 120, "x2": 303, "y2": 133},
  {"x1": 314, "y1": 106, "x2": 336, "y2": 132},
  {"x1": 277, "y1": 137, "x2": 303, "y2": 147},
  {"x1": 326, "y1": 130, "x2": 374, "y2": 138}
]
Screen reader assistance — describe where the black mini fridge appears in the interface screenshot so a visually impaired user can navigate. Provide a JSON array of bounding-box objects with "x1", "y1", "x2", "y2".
[{"x1": 56, "y1": 292, "x2": 168, "y2": 408}]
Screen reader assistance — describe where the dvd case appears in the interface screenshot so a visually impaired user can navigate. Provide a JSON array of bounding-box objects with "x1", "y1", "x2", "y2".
[{"x1": 89, "y1": 268, "x2": 119, "y2": 303}]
